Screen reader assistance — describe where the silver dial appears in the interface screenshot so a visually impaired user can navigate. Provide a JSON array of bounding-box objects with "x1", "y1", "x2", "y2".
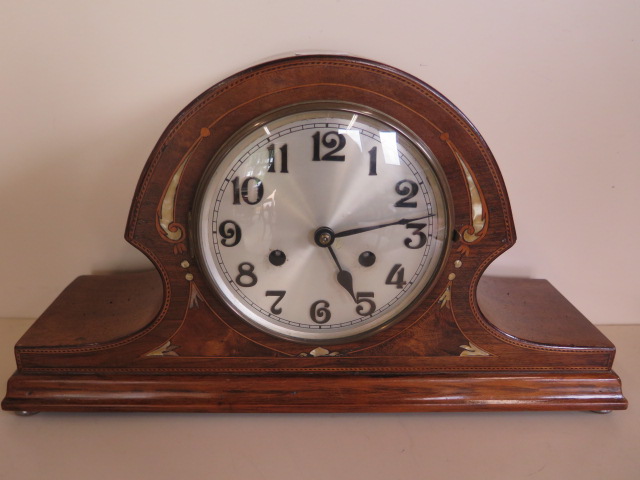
[{"x1": 195, "y1": 106, "x2": 449, "y2": 343}]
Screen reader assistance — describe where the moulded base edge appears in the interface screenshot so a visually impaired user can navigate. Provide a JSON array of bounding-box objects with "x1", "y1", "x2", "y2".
[{"x1": 1, "y1": 370, "x2": 628, "y2": 413}]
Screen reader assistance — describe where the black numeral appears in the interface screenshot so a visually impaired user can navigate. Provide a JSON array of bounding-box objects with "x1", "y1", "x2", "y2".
[
  {"x1": 368, "y1": 146, "x2": 377, "y2": 175},
  {"x1": 267, "y1": 144, "x2": 288, "y2": 173},
  {"x1": 218, "y1": 220, "x2": 242, "y2": 247},
  {"x1": 310, "y1": 300, "x2": 331, "y2": 324},
  {"x1": 385, "y1": 264, "x2": 407, "y2": 289},
  {"x1": 355, "y1": 292, "x2": 376, "y2": 316},
  {"x1": 312, "y1": 131, "x2": 346, "y2": 161},
  {"x1": 394, "y1": 180, "x2": 419, "y2": 208},
  {"x1": 232, "y1": 176, "x2": 264, "y2": 205},
  {"x1": 404, "y1": 222, "x2": 428, "y2": 249},
  {"x1": 235, "y1": 262, "x2": 258, "y2": 287},
  {"x1": 265, "y1": 290, "x2": 286, "y2": 315}
]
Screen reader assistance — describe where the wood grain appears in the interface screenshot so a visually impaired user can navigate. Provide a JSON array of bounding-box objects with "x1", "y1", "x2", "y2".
[{"x1": 2, "y1": 56, "x2": 627, "y2": 413}]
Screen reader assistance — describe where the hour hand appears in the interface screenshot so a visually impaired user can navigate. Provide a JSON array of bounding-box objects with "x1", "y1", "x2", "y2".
[
  {"x1": 329, "y1": 246, "x2": 357, "y2": 302},
  {"x1": 313, "y1": 227, "x2": 357, "y2": 302}
]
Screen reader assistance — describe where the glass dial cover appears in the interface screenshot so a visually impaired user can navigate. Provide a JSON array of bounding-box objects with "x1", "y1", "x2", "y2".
[{"x1": 195, "y1": 106, "x2": 450, "y2": 343}]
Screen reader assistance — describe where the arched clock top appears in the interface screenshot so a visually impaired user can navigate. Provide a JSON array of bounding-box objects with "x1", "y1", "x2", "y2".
[{"x1": 125, "y1": 56, "x2": 517, "y2": 346}]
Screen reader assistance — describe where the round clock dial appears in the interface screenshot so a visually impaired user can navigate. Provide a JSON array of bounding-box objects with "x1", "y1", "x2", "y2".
[{"x1": 195, "y1": 105, "x2": 450, "y2": 343}]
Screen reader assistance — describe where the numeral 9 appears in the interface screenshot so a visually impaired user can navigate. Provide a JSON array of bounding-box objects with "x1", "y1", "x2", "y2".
[{"x1": 218, "y1": 220, "x2": 242, "y2": 247}]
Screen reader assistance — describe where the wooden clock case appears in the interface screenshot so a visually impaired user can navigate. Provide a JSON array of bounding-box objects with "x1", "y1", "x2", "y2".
[{"x1": 2, "y1": 56, "x2": 627, "y2": 413}]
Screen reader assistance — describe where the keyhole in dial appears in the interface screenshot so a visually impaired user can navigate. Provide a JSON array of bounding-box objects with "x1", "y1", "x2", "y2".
[
  {"x1": 269, "y1": 250, "x2": 286, "y2": 266},
  {"x1": 358, "y1": 251, "x2": 376, "y2": 267}
]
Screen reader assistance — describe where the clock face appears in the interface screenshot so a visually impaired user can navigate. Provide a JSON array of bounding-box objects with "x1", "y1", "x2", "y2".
[{"x1": 195, "y1": 105, "x2": 450, "y2": 343}]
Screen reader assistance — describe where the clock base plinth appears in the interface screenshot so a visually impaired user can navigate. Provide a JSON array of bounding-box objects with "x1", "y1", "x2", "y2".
[
  {"x1": 2, "y1": 371, "x2": 626, "y2": 413},
  {"x1": 1, "y1": 272, "x2": 628, "y2": 413}
]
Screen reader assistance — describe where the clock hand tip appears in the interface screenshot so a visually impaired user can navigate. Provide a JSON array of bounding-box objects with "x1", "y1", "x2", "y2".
[{"x1": 337, "y1": 270, "x2": 357, "y2": 302}]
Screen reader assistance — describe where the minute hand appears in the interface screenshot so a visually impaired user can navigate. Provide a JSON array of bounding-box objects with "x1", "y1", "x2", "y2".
[{"x1": 334, "y1": 214, "x2": 435, "y2": 238}]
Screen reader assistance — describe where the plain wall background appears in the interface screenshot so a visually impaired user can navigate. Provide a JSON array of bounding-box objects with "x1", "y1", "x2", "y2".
[{"x1": 1, "y1": 0, "x2": 638, "y2": 324}]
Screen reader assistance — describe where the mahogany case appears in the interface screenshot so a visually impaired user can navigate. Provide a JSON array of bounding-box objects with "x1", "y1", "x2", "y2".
[{"x1": 2, "y1": 56, "x2": 627, "y2": 413}]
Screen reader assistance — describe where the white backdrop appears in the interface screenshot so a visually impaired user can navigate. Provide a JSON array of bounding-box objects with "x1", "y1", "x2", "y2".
[{"x1": 1, "y1": 0, "x2": 638, "y2": 324}]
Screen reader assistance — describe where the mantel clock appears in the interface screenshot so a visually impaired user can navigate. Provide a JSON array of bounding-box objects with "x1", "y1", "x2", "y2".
[{"x1": 2, "y1": 56, "x2": 627, "y2": 413}]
